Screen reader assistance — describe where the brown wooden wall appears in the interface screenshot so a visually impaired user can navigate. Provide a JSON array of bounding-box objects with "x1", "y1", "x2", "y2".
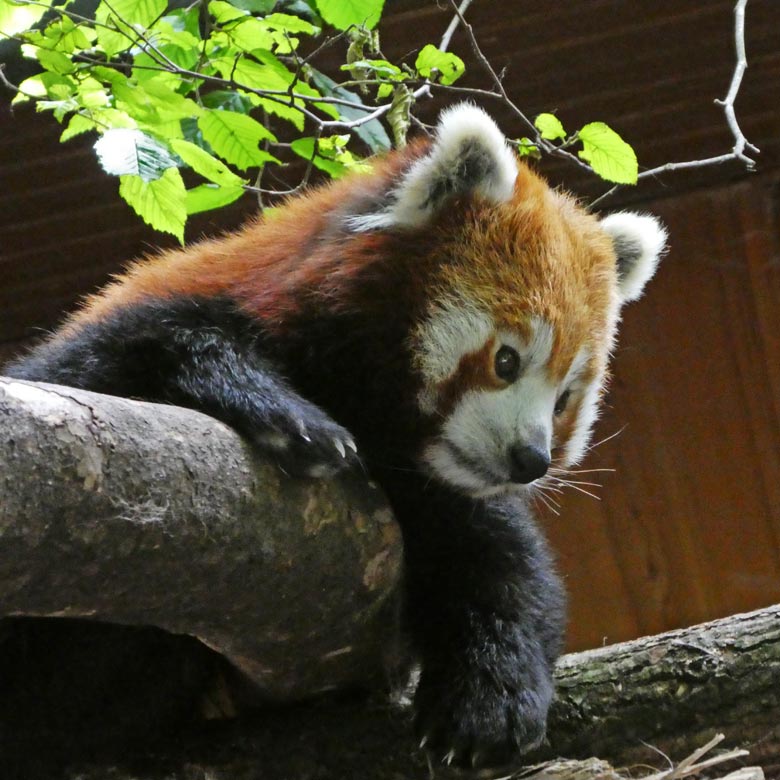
[
  {"x1": 549, "y1": 176, "x2": 780, "y2": 647},
  {"x1": 1, "y1": 1, "x2": 779, "y2": 651}
]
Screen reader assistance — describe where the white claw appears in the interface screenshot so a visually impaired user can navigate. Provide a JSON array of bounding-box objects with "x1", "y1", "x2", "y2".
[
  {"x1": 345, "y1": 437, "x2": 358, "y2": 454},
  {"x1": 297, "y1": 420, "x2": 311, "y2": 442},
  {"x1": 419, "y1": 735, "x2": 428, "y2": 750},
  {"x1": 443, "y1": 749, "x2": 456, "y2": 766},
  {"x1": 334, "y1": 438, "x2": 346, "y2": 458}
]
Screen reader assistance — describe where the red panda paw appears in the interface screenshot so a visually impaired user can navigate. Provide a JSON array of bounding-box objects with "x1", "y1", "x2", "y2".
[
  {"x1": 251, "y1": 405, "x2": 360, "y2": 480},
  {"x1": 414, "y1": 664, "x2": 551, "y2": 770}
]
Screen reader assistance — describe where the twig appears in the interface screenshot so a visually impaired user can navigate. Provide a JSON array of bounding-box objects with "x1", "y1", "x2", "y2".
[
  {"x1": 446, "y1": 0, "x2": 595, "y2": 176},
  {"x1": 439, "y1": 0, "x2": 475, "y2": 53},
  {"x1": 591, "y1": 0, "x2": 758, "y2": 207},
  {"x1": 637, "y1": 734, "x2": 753, "y2": 780}
]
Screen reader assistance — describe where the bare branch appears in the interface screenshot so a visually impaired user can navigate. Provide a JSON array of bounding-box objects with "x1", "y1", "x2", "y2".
[
  {"x1": 438, "y1": 0, "x2": 475, "y2": 53},
  {"x1": 591, "y1": 0, "x2": 759, "y2": 207},
  {"x1": 445, "y1": 0, "x2": 595, "y2": 176}
]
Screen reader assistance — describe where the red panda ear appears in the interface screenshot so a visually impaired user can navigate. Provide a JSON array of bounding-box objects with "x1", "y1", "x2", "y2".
[
  {"x1": 348, "y1": 103, "x2": 518, "y2": 231},
  {"x1": 600, "y1": 212, "x2": 668, "y2": 303}
]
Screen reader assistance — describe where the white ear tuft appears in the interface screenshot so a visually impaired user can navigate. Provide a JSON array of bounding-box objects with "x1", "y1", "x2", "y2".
[
  {"x1": 349, "y1": 103, "x2": 517, "y2": 231},
  {"x1": 600, "y1": 212, "x2": 668, "y2": 303}
]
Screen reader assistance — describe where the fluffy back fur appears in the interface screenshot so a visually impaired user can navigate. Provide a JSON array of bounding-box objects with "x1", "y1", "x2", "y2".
[{"x1": 55, "y1": 105, "x2": 664, "y2": 497}]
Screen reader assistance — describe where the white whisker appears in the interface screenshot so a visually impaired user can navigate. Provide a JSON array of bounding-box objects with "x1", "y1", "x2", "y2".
[
  {"x1": 532, "y1": 488, "x2": 561, "y2": 516},
  {"x1": 548, "y1": 467, "x2": 616, "y2": 475},
  {"x1": 586, "y1": 425, "x2": 627, "y2": 452},
  {"x1": 550, "y1": 481, "x2": 602, "y2": 501},
  {"x1": 548, "y1": 477, "x2": 603, "y2": 489}
]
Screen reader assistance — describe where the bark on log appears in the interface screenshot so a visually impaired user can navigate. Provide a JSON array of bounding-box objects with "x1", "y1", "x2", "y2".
[
  {"x1": 56, "y1": 606, "x2": 780, "y2": 780},
  {"x1": 0, "y1": 376, "x2": 403, "y2": 700},
  {"x1": 1, "y1": 377, "x2": 778, "y2": 778}
]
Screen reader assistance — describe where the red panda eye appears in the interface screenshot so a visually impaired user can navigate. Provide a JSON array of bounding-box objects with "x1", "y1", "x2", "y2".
[
  {"x1": 494, "y1": 345, "x2": 521, "y2": 383},
  {"x1": 554, "y1": 389, "x2": 571, "y2": 416}
]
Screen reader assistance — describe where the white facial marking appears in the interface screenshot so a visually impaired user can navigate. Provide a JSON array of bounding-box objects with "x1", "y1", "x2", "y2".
[
  {"x1": 554, "y1": 345, "x2": 602, "y2": 466},
  {"x1": 419, "y1": 316, "x2": 573, "y2": 494},
  {"x1": 413, "y1": 298, "x2": 495, "y2": 414},
  {"x1": 562, "y1": 378, "x2": 603, "y2": 466}
]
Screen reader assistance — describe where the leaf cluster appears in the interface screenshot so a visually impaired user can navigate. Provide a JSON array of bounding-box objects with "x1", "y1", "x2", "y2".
[
  {"x1": 519, "y1": 113, "x2": 637, "y2": 185},
  {"x1": 2, "y1": 0, "x2": 464, "y2": 239},
  {"x1": 1, "y1": 0, "x2": 637, "y2": 241}
]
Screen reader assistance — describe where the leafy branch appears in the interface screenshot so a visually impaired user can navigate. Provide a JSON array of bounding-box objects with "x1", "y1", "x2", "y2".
[{"x1": 0, "y1": 0, "x2": 760, "y2": 240}]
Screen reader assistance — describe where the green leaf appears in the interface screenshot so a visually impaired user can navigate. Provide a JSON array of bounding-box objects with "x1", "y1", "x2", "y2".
[
  {"x1": 316, "y1": 0, "x2": 384, "y2": 30},
  {"x1": 201, "y1": 90, "x2": 253, "y2": 113},
  {"x1": 13, "y1": 72, "x2": 73, "y2": 104},
  {"x1": 170, "y1": 139, "x2": 247, "y2": 187},
  {"x1": 114, "y1": 77, "x2": 203, "y2": 126},
  {"x1": 224, "y1": 18, "x2": 276, "y2": 51},
  {"x1": 198, "y1": 109, "x2": 278, "y2": 170},
  {"x1": 310, "y1": 68, "x2": 390, "y2": 152},
  {"x1": 94, "y1": 2, "x2": 133, "y2": 58},
  {"x1": 376, "y1": 82, "x2": 392, "y2": 100},
  {"x1": 534, "y1": 113, "x2": 566, "y2": 142},
  {"x1": 162, "y1": 7, "x2": 201, "y2": 38},
  {"x1": 61, "y1": 114, "x2": 96, "y2": 142},
  {"x1": 255, "y1": 97, "x2": 305, "y2": 131},
  {"x1": 35, "y1": 48, "x2": 76, "y2": 75},
  {"x1": 415, "y1": 44, "x2": 464, "y2": 85},
  {"x1": 340, "y1": 58, "x2": 403, "y2": 79},
  {"x1": 291, "y1": 136, "x2": 347, "y2": 177},
  {"x1": 105, "y1": 0, "x2": 167, "y2": 30},
  {"x1": 263, "y1": 13, "x2": 317, "y2": 35},
  {"x1": 186, "y1": 183, "x2": 245, "y2": 215},
  {"x1": 228, "y1": 0, "x2": 275, "y2": 12},
  {"x1": 514, "y1": 137, "x2": 541, "y2": 159},
  {"x1": 0, "y1": 0, "x2": 49, "y2": 35},
  {"x1": 209, "y1": 0, "x2": 246, "y2": 23},
  {"x1": 578, "y1": 122, "x2": 638, "y2": 184},
  {"x1": 94, "y1": 128, "x2": 179, "y2": 181},
  {"x1": 119, "y1": 168, "x2": 187, "y2": 242}
]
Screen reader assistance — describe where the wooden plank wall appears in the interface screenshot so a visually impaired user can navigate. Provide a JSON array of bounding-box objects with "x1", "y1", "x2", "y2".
[{"x1": 548, "y1": 176, "x2": 780, "y2": 648}]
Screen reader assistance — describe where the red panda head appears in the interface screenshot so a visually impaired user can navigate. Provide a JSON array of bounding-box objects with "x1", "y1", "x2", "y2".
[{"x1": 348, "y1": 104, "x2": 667, "y2": 497}]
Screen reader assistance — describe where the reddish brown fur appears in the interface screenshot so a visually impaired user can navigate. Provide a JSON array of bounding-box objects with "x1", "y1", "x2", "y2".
[
  {"x1": 436, "y1": 336, "x2": 505, "y2": 418},
  {"x1": 64, "y1": 146, "x2": 618, "y2": 465},
  {"x1": 63, "y1": 140, "x2": 433, "y2": 335},
  {"x1": 426, "y1": 166, "x2": 618, "y2": 389}
]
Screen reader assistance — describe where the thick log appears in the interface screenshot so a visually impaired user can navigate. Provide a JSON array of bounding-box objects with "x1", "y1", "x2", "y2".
[
  {"x1": 48, "y1": 606, "x2": 778, "y2": 779},
  {"x1": 1, "y1": 377, "x2": 778, "y2": 778},
  {"x1": 0, "y1": 376, "x2": 402, "y2": 700}
]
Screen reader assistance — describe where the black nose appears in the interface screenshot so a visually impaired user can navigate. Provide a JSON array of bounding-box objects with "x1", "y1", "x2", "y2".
[{"x1": 508, "y1": 444, "x2": 550, "y2": 484}]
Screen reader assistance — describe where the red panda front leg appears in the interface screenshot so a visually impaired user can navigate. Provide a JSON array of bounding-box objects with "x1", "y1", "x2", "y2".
[
  {"x1": 382, "y1": 473, "x2": 565, "y2": 769},
  {"x1": 5, "y1": 296, "x2": 359, "y2": 478}
]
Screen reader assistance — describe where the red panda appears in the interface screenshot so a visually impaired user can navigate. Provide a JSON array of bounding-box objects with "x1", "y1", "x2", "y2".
[{"x1": 5, "y1": 103, "x2": 667, "y2": 768}]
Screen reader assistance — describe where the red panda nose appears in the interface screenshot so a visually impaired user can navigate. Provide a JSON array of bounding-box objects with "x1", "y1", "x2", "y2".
[{"x1": 508, "y1": 444, "x2": 551, "y2": 484}]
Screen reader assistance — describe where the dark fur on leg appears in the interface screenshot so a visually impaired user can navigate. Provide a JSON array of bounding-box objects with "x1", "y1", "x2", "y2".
[
  {"x1": 380, "y1": 470, "x2": 565, "y2": 768},
  {"x1": 5, "y1": 297, "x2": 359, "y2": 477}
]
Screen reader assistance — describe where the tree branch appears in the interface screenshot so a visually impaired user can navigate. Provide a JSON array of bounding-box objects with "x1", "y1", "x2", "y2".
[
  {"x1": 591, "y1": 0, "x2": 759, "y2": 207},
  {"x1": 0, "y1": 377, "x2": 402, "y2": 701},
  {"x1": 1, "y1": 377, "x2": 778, "y2": 779}
]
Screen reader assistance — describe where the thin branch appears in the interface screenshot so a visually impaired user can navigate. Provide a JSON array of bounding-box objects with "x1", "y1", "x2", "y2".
[
  {"x1": 439, "y1": 0, "x2": 475, "y2": 53},
  {"x1": 3, "y1": 0, "x2": 762, "y2": 207},
  {"x1": 446, "y1": 0, "x2": 595, "y2": 176},
  {"x1": 591, "y1": 0, "x2": 758, "y2": 208}
]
